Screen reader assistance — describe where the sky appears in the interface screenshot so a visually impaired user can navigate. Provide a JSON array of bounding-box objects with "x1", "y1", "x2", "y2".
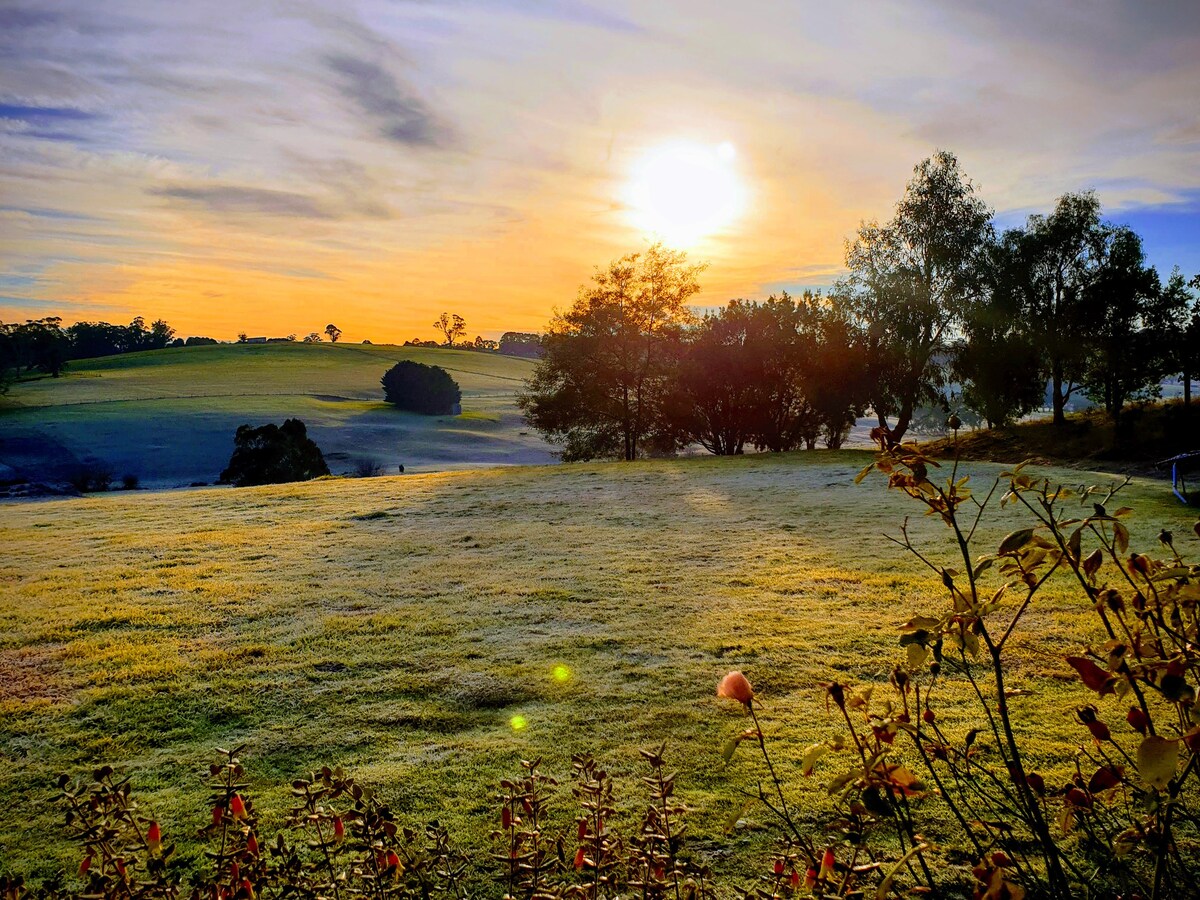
[{"x1": 1, "y1": 0, "x2": 1199, "y2": 343}]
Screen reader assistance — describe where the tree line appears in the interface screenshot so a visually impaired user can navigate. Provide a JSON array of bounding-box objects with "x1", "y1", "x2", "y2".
[
  {"x1": 0, "y1": 316, "x2": 184, "y2": 386},
  {"x1": 520, "y1": 151, "x2": 1200, "y2": 460}
]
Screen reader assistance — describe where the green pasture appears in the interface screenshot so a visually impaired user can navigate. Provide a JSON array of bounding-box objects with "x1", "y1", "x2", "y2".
[{"x1": 2, "y1": 452, "x2": 1196, "y2": 888}]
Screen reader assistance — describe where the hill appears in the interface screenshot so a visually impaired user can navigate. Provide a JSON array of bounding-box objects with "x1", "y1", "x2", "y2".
[
  {"x1": 2, "y1": 452, "x2": 1198, "y2": 884},
  {"x1": 0, "y1": 343, "x2": 556, "y2": 489}
]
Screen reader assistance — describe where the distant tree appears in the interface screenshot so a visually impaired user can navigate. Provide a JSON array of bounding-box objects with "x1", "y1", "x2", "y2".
[
  {"x1": 1010, "y1": 192, "x2": 1110, "y2": 425},
  {"x1": 1082, "y1": 228, "x2": 1180, "y2": 427},
  {"x1": 800, "y1": 293, "x2": 872, "y2": 449},
  {"x1": 324, "y1": 323, "x2": 342, "y2": 343},
  {"x1": 743, "y1": 294, "x2": 818, "y2": 452},
  {"x1": 237, "y1": 332, "x2": 248, "y2": 343},
  {"x1": 667, "y1": 301, "x2": 764, "y2": 455},
  {"x1": 381, "y1": 360, "x2": 462, "y2": 415},
  {"x1": 184, "y1": 336, "x2": 218, "y2": 346},
  {"x1": 435, "y1": 313, "x2": 467, "y2": 347},
  {"x1": 472, "y1": 335, "x2": 499, "y2": 352},
  {"x1": 169, "y1": 337, "x2": 185, "y2": 347},
  {"x1": 836, "y1": 151, "x2": 992, "y2": 443},
  {"x1": 286, "y1": 334, "x2": 297, "y2": 342},
  {"x1": 361, "y1": 339, "x2": 373, "y2": 345},
  {"x1": 1179, "y1": 274, "x2": 1200, "y2": 412},
  {"x1": 147, "y1": 319, "x2": 175, "y2": 350},
  {"x1": 519, "y1": 243, "x2": 703, "y2": 461},
  {"x1": 499, "y1": 332, "x2": 543, "y2": 358},
  {"x1": 951, "y1": 234, "x2": 1047, "y2": 428},
  {"x1": 218, "y1": 419, "x2": 330, "y2": 487},
  {"x1": 303, "y1": 332, "x2": 322, "y2": 343}
]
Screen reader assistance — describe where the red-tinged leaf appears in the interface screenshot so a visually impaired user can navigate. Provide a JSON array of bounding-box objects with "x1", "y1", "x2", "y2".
[
  {"x1": 1066, "y1": 657, "x2": 1116, "y2": 696},
  {"x1": 1088, "y1": 766, "x2": 1123, "y2": 793},
  {"x1": 573, "y1": 848, "x2": 586, "y2": 870},
  {"x1": 1085, "y1": 720, "x2": 1111, "y2": 743},
  {"x1": 1127, "y1": 707, "x2": 1150, "y2": 735}
]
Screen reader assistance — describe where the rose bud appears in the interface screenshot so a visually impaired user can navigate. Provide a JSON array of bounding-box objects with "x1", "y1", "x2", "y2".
[{"x1": 717, "y1": 672, "x2": 754, "y2": 707}]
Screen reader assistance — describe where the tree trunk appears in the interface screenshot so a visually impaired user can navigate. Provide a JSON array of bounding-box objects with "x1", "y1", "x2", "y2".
[{"x1": 1052, "y1": 364, "x2": 1066, "y2": 426}]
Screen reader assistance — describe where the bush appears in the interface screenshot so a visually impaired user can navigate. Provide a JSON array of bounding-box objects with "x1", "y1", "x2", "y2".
[
  {"x1": 23, "y1": 746, "x2": 716, "y2": 900},
  {"x1": 381, "y1": 361, "x2": 461, "y2": 415},
  {"x1": 218, "y1": 419, "x2": 330, "y2": 487},
  {"x1": 67, "y1": 462, "x2": 113, "y2": 493},
  {"x1": 119, "y1": 473, "x2": 138, "y2": 490},
  {"x1": 352, "y1": 458, "x2": 387, "y2": 478}
]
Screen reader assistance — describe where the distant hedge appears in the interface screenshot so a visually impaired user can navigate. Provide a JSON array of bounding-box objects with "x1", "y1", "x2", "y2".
[{"x1": 381, "y1": 360, "x2": 461, "y2": 415}]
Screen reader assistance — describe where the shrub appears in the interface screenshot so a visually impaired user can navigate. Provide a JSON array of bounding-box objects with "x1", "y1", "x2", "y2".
[
  {"x1": 352, "y1": 458, "x2": 387, "y2": 478},
  {"x1": 218, "y1": 419, "x2": 330, "y2": 487},
  {"x1": 120, "y1": 473, "x2": 139, "y2": 490},
  {"x1": 717, "y1": 438, "x2": 1200, "y2": 898},
  {"x1": 67, "y1": 462, "x2": 113, "y2": 493},
  {"x1": 381, "y1": 361, "x2": 461, "y2": 415},
  {"x1": 25, "y1": 746, "x2": 716, "y2": 900}
]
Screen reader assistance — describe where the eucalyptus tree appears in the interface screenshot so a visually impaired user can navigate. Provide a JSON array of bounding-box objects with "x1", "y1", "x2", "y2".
[{"x1": 836, "y1": 151, "x2": 992, "y2": 443}]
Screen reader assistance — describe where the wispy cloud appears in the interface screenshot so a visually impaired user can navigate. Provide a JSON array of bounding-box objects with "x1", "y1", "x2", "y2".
[
  {"x1": 325, "y1": 54, "x2": 449, "y2": 148},
  {"x1": 148, "y1": 185, "x2": 333, "y2": 220}
]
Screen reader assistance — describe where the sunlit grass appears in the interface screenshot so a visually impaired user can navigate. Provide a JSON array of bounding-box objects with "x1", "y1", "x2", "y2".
[{"x1": 1, "y1": 451, "x2": 1196, "y2": 887}]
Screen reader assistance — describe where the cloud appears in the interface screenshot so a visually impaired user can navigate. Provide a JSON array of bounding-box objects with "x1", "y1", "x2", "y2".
[
  {"x1": 0, "y1": 104, "x2": 99, "y2": 142},
  {"x1": 325, "y1": 54, "x2": 449, "y2": 148},
  {"x1": 148, "y1": 185, "x2": 333, "y2": 219}
]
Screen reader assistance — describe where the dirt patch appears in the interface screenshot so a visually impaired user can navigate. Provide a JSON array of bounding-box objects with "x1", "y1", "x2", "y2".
[{"x1": 0, "y1": 645, "x2": 71, "y2": 705}]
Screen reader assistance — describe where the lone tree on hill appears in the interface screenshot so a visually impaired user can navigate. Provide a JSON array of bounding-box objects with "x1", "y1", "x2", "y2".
[
  {"x1": 381, "y1": 360, "x2": 461, "y2": 415},
  {"x1": 434, "y1": 312, "x2": 467, "y2": 346},
  {"x1": 519, "y1": 242, "x2": 704, "y2": 460},
  {"x1": 836, "y1": 150, "x2": 992, "y2": 444},
  {"x1": 219, "y1": 419, "x2": 330, "y2": 486},
  {"x1": 324, "y1": 323, "x2": 342, "y2": 343}
]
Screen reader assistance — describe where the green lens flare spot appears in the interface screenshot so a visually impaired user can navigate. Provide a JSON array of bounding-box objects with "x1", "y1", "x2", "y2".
[
  {"x1": 552, "y1": 664, "x2": 572, "y2": 683},
  {"x1": 509, "y1": 715, "x2": 528, "y2": 731}
]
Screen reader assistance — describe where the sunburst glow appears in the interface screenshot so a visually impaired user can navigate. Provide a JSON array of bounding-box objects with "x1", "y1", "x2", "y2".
[{"x1": 626, "y1": 141, "x2": 747, "y2": 247}]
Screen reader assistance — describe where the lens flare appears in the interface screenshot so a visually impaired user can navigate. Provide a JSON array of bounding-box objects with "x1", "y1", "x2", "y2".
[
  {"x1": 509, "y1": 714, "x2": 528, "y2": 731},
  {"x1": 552, "y1": 664, "x2": 572, "y2": 683}
]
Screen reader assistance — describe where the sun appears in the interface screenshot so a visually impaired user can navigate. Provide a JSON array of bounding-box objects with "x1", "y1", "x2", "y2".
[{"x1": 625, "y1": 141, "x2": 747, "y2": 247}]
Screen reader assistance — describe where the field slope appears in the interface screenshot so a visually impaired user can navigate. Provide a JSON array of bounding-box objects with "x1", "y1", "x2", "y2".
[
  {"x1": 2, "y1": 452, "x2": 1197, "y2": 885},
  {"x1": 0, "y1": 343, "x2": 555, "y2": 488}
]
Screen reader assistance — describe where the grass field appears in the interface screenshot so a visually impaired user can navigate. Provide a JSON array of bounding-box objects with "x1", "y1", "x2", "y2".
[
  {"x1": 2, "y1": 451, "x2": 1198, "y2": 889},
  {"x1": 0, "y1": 343, "x2": 555, "y2": 489}
]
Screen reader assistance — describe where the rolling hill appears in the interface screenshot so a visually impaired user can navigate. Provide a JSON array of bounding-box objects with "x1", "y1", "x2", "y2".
[{"x1": 0, "y1": 343, "x2": 556, "y2": 490}]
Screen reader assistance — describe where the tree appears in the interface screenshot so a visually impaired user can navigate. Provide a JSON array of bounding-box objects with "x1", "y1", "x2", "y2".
[
  {"x1": 667, "y1": 301, "x2": 764, "y2": 455},
  {"x1": 434, "y1": 313, "x2": 467, "y2": 347},
  {"x1": 1011, "y1": 192, "x2": 1109, "y2": 425},
  {"x1": 237, "y1": 333, "x2": 248, "y2": 343},
  {"x1": 836, "y1": 151, "x2": 992, "y2": 443},
  {"x1": 147, "y1": 319, "x2": 175, "y2": 350},
  {"x1": 218, "y1": 419, "x2": 330, "y2": 486},
  {"x1": 303, "y1": 332, "x2": 322, "y2": 343},
  {"x1": 499, "y1": 332, "x2": 543, "y2": 358},
  {"x1": 1179, "y1": 274, "x2": 1200, "y2": 413},
  {"x1": 799, "y1": 293, "x2": 872, "y2": 449},
  {"x1": 324, "y1": 324, "x2": 342, "y2": 343},
  {"x1": 381, "y1": 360, "x2": 461, "y2": 415},
  {"x1": 1082, "y1": 227, "x2": 1178, "y2": 428},
  {"x1": 519, "y1": 243, "x2": 703, "y2": 461},
  {"x1": 951, "y1": 233, "x2": 1047, "y2": 428}
]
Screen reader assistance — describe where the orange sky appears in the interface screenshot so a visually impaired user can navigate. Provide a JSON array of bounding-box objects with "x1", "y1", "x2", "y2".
[{"x1": 3, "y1": 1, "x2": 1199, "y2": 342}]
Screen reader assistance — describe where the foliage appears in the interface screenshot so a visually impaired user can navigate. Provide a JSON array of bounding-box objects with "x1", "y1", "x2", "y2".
[
  {"x1": 519, "y1": 243, "x2": 703, "y2": 461},
  {"x1": 380, "y1": 360, "x2": 462, "y2": 415},
  {"x1": 218, "y1": 419, "x2": 330, "y2": 486},
  {"x1": 10, "y1": 746, "x2": 721, "y2": 900},
  {"x1": 435, "y1": 313, "x2": 467, "y2": 347},
  {"x1": 303, "y1": 333, "x2": 323, "y2": 343},
  {"x1": 499, "y1": 332, "x2": 543, "y2": 359},
  {"x1": 66, "y1": 462, "x2": 115, "y2": 493},
  {"x1": 1081, "y1": 228, "x2": 1182, "y2": 428},
  {"x1": 326, "y1": 324, "x2": 343, "y2": 343},
  {"x1": 951, "y1": 234, "x2": 1045, "y2": 428},
  {"x1": 835, "y1": 151, "x2": 993, "y2": 443},
  {"x1": 719, "y1": 439, "x2": 1200, "y2": 898}
]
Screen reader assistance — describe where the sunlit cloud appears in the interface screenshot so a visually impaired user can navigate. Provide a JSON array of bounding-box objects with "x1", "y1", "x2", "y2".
[{"x1": 1, "y1": 0, "x2": 1198, "y2": 339}]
